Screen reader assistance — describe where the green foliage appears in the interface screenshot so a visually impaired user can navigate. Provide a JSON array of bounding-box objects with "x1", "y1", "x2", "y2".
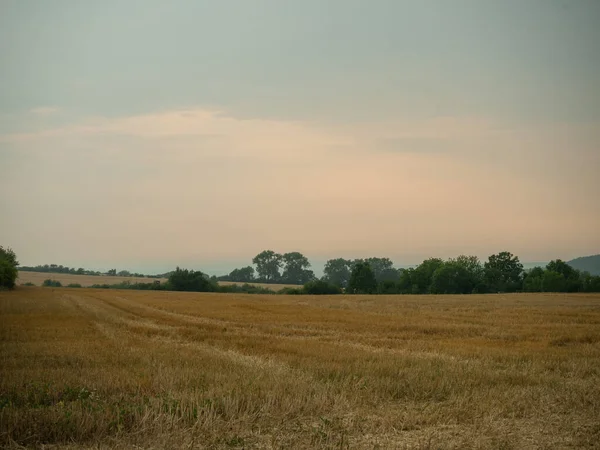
[
  {"x1": 281, "y1": 252, "x2": 315, "y2": 284},
  {"x1": 252, "y1": 250, "x2": 283, "y2": 283},
  {"x1": 278, "y1": 287, "x2": 304, "y2": 295},
  {"x1": 21, "y1": 282, "x2": 36, "y2": 286},
  {"x1": 302, "y1": 280, "x2": 342, "y2": 295},
  {"x1": 430, "y1": 261, "x2": 473, "y2": 294},
  {"x1": 0, "y1": 260, "x2": 18, "y2": 290},
  {"x1": 42, "y1": 279, "x2": 63, "y2": 287},
  {"x1": 484, "y1": 251, "x2": 524, "y2": 292},
  {"x1": 322, "y1": 258, "x2": 352, "y2": 288},
  {"x1": 364, "y1": 257, "x2": 400, "y2": 283},
  {"x1": 377, "y1": 280, "x2": 400, "y2": 294},
  {"x1": 168, "y1": 267, "x2": 216, "y2": 292},
  {"x1": 410, "y1": 258, "x2": 445, "y2": 294},
  {"x1": 348, "y1": 262, "x2": 377, "y2": 294},
  {"x1": 221, "y1": 266, "x2": 255, "y2": 283},
  {"x1": 0, "y1": 246, "x2": 19, "y2": 290},
  {"x1": 542, "y1": 271, "x2": 566, "y2": 292},
  {"x1": 67, "y1": 283, "x2": 82, "y2": 288},
  {"x1": 217, "y1": 283, "x2": 274, "y2": 294},
  {"x1": 523, "y1": 267, "x2": 544, "y2": 292}
]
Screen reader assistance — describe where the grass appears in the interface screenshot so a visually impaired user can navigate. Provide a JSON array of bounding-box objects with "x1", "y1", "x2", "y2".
[
  {"x1": 1, "y1": 288, "x2": 599, "y2": 449},
  {"x1": 16, "y1": 271, "x2": 300, "y2": 291}
]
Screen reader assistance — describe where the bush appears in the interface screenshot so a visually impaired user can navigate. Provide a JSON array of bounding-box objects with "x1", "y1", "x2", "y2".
[
  {"x1": 168, "y1": 267, "x2": 217, "y2": 292},
  {"x1": 0, "y1": 246, "x2": 19, "y2": 290},
  {"x1": 302, "y1": 280, "x2": 342, "y2": 295},
  {"x1": 218, "y1": 283, "x2": 275, "y2": 294},
  {"x1": 278, "y1": 287, "x2": 303, "y2": 295},
  {"x1": 67, "y1": 283, "x2": 82, "y2": 288},
  {"x1": 42, "y1": 279, "x2": 62, "y2": 287},
  {"x1": 21, "y1": 282, "x2": 36, "y2": 286}
]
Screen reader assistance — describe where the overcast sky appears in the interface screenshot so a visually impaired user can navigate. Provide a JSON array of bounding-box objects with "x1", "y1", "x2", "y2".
[{"x1": 1, "y1": 0, "x2": 599, "y2": 274}]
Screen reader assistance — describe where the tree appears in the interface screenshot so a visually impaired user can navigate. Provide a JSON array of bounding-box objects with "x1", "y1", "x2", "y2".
[
  {"x1": 168, "y1": 267, "x2": 216, "y2": 292},
  {"x1": 0, "y1": 246, "x2": 19, "y2": 290},
  {"x1": 281, "y1": 252, "x2": 315, "y2": 285},
  {"x1": 546, "y1": 260, "x2": 580, "y2": 292},
  {"x1": 411, "y1": 258, "x2": 445, "y2": 294},
  {"x1": 107, "y1": 269, "x2": 117, "y2": 276},
  {"x1": 484, "y1": 252, "x2": 523, "y2": 292},
  {"x1": 228, "y1": 266, "x2": 255, "y2": 283},
  {"x1": 348, "y1": 262, "x2": 378, "y2": 294},
  {"x1": 542, "y1": 271, "x2": 566, "y2": 292},
  {"x1": 365, "y1": 257, "x2": 400, "y2": 283},
  {"x1": 430, "y1": 261, "x2": 474, "y2": 294},
  {"x1": 252, "y1": 250, "x2": 283, "y2": 283},
  {"x1": 523, "y1": 267, "x2": 544, "y2": 292},
  {"x1": 303, "y1": 280, "x2": 342, "y2": 295},
  {"x1": 322, "y1": 258, "x2": 352, "y2": 288}
]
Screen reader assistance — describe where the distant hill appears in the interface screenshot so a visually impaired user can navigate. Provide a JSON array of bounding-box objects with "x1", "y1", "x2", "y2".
[{"x1": 567, "y1": 255, "x2": 600, "y2": 276}]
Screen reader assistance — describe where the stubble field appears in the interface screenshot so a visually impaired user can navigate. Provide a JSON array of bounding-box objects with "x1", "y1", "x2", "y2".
[
  {"x1": 1, "y1": 288, "x2": 599, "y2": 449},
  {"x1": 16, "y1": 272, "x2": 297, "y2": 291}
]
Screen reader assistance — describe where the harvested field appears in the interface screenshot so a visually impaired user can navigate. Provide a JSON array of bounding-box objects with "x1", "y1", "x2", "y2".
[
  {"x1": 16, "y1": 271, "x2": 168, "y2": 287},
  {"x1": 1, "y1": 289, "x2": 599, "y2": 449},
  {"x1": 16, "y1": 272, "x2": 299, "y2": 291}
]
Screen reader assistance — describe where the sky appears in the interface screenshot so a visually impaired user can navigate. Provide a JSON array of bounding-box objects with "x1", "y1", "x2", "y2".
[{"x1": 1, "y1": 0, "x2": 599, "y2": 275}]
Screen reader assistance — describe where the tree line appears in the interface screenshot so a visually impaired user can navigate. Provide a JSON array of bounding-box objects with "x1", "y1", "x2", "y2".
[
  {"x1": 220, "y1": 250, "x2": 600, "y2": 294},
  {"x1": 5, "y1": 245, "x2": 600, "y2": 294}
]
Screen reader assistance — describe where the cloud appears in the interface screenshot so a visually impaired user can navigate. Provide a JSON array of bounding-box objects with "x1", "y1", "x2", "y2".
[
  {"x1": 1, "y1": 108, "x2": 598, "y2": 267},
  {"x1": 29, "y1": 106, "x2": 60, "y2": 115}
]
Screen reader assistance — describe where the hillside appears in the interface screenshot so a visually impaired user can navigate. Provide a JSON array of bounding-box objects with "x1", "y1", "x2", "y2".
[{"x1": 567, "y1": 254, "x2": 600, "y2": 275}]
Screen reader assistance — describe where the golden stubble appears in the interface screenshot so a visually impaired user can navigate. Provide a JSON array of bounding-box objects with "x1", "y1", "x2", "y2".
[{"x1": 1, "y1": 288, "x2": 599, "y2": 449}]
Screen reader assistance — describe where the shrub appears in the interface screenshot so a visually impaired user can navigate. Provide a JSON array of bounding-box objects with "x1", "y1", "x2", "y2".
[
  {"x1": 0, "y1": 246, "x2": 19, "y2": 290},
  {"x1": 67, "y1": 283, "x2": 82, "y2": 288},
  {"x1": 278, "y1": 287, "x2": 303, "y2": 295},
  {"x1": 21, "y1": 282, "x2": 36, "y2": 286},
  {"x1": 302, "y1": 280, "x2": 342, "y2": 295},
  {"x1": 42, "y1": 279, "x2": 62, "y2": 287},
  {"x1": 168, "y1": 267, "x2": 217, "y2": 292}
]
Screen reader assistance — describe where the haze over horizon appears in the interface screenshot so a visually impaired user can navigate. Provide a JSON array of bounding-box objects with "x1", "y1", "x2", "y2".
[{"x1": 1, "y1": 1, "x2": 599, "y2": 275}]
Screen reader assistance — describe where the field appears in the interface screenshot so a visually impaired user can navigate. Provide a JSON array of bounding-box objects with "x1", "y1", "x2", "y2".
[
  {"x1": 1, "y1": 289, "x2": 599, "y2": 449},
  {"x1": 16, "y1": 272, "x2": 298, "y2": 291}
]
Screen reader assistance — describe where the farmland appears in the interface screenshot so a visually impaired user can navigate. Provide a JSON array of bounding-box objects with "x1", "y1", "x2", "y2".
[
  {"x1": 16, "y1": 271, "x2": 299, "y2": 291},
  {"x1": 1, "y1": 289, "x2": 599, "y2": 449}
]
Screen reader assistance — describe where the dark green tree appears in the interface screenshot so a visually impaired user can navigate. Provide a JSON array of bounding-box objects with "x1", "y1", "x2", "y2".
[
  {"x1": 430, "y1": 261, "x2": 474, "y2": 294},
  {"x1": 523, "y1": 266, "x2": 544, "y2": 292},
  {"x1": 484, "y1": 252, "x2": 523, "y2": 292},
  {"x1": 0, "y1": 246, "x2": 19, "y2": 290},
  {"x1": 546, "y1": 260, "x2": 580, "y2": 292},
  {"x1": 228, "y1": 266, "x2": 255, "y2": 283},
  {"x1": 541, "y1": 270, "x2": 566, "y2": 292},
  {"x1": 303, "y1": 279, "x2": 342, "y2": 295},
  {"x1": 365, "y1": 257, "x2": 401, "y2": 283},
  {"x1": 322, "y1": 258, "x2": 352, "y2": 288},
  {"x1": 411, "y1": 258, "x2": 445, "y2": 294},
  {"x1": 252, "y1": 250, "x2": 282, "y2": 283},
  {"x1": 168, "y1": 267, "x2": 216, "y2": 292},
  {"x1": 348, "y1": 262, "x2": 378, "y2": 294},
  {"x1": 281, "y1": 252, "x2": 315, "y2": 284}
]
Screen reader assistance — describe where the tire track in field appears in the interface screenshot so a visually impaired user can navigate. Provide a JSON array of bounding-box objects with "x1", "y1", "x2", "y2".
[{"x1": 96, "y1": 293, "x2": 461, "y2": 365}]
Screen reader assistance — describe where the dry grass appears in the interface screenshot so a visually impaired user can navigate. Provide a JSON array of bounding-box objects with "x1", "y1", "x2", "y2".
[
  {"x1": 1, "y1": 289, "x2": 599, "y2": 449},
  {"x1": 16, "y1": 271, "x2": 168, "y2": 287},
  {"x1": 16, "y1": 272, "x2": 299, "y2": 291}
]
